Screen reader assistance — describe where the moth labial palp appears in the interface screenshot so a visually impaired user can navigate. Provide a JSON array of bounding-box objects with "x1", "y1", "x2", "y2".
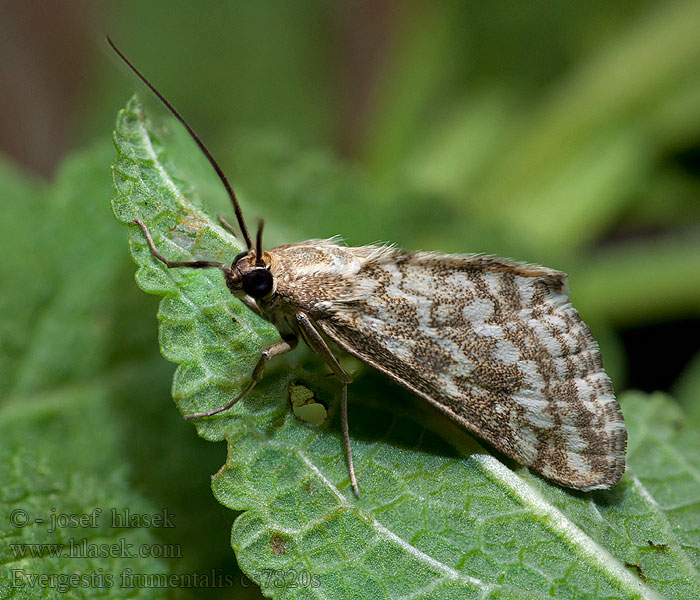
[{"x1": 110, "y1": 37, "x2": 627, "y2": 498}]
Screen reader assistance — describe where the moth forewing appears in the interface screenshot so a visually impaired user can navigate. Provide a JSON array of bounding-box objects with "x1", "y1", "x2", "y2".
[{"x1": 268, "y1": 243, "x2": 627, "y2": 491}]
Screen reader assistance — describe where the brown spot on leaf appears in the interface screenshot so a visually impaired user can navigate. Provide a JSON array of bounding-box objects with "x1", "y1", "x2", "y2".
[
  {"x1": 625, "y1": 562, "x2": 647, "y2": 583},
  {"x1": 270, "y1": 533, "x2": 286, "y2": 555},
  {"x1": 647, "y1": 540, "x2": 669, "y2": 552}
]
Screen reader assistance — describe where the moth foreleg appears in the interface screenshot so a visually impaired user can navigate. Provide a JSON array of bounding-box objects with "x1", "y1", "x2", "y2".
[
  {"x1": 295, "y1": 312, "x2": 359, "y2": 497},
  {"x1": 134, "y1": 219, "x2": 231, "y2": 271},
  {"x1": 295, "y1": 313, "x2": 351, "y2": 384},
  {"x1": 216, "y1": 214, "x2": 238, "y2": 238},
  {"x1": 183, "y1": 336, "x2": 298, "y2": 420}
]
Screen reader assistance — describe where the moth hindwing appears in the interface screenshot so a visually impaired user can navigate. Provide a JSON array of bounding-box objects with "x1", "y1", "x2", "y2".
[{"x1": 111, "y1": 38, "x2": 627, "y2": 497}]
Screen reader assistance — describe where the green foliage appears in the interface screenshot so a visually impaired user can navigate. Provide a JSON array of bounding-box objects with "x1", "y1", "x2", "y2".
[
  {"x1": 108, "y1": 97, "x2": 700, "y2": 599},
  {"x1": 2, "y1": 2, "x2": 700, "y2": 598},
  {"x1": 0, "y1": 147, "x2": 166, "y2": 599},
  {"x1": 0, "y1": 383, "x2": 170, "y2": 599},
  {"x1": 0, "y1": 128, "x2": 252, "y2": 600}
]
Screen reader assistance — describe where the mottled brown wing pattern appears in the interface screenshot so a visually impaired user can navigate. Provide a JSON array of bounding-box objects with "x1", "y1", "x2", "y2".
[{"x1": 271, "y1": 243, "x2": 626, "y2": 491}]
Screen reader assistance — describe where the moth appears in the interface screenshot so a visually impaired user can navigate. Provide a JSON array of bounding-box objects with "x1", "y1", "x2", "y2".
[{"x1": 109, "y1": 39, "x2": 627, "y2": 496}]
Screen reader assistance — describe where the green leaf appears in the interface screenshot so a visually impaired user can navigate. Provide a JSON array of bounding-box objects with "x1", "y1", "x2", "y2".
[
  {"x1": 0, "y1": 383, "x2": 172, "y2": 600},
  {"x1": 620, "y1": 392, "x2": 700, "y2": 595},
  {"x1": 0, "y1": 146, "x2": 178, "y2": 599},
  {"x1": 112, "y1": 97, "x2": 699, "y2": 599},
  {"x1": 0, "y1": 141, "x2": 253, "y2": 599}
]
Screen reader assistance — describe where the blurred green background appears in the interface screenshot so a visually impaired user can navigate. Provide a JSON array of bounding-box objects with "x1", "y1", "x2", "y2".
[
  {"x1": 1, "y1": 1, "x2": 699, "y2": 598},
  {"x1": 4, "y1": 0, "x2": 699, "y2": 394}
]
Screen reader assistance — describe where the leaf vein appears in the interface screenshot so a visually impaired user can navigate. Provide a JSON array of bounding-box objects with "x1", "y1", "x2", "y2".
[{"x1": 296, "y1": 449, "x2": 489, "y2": 591}]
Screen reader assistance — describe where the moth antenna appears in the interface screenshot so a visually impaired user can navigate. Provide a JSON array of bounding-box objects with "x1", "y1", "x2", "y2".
[
  {"x1": 255, "y1": 219, "x2": 265, "y2": 266},
  {"x1": 106, "y1": 36, "x2": 253, "y2": 250}
]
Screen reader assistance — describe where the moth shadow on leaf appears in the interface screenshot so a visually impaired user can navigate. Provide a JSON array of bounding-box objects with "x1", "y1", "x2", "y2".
[{"x1": 340, "y1": 366, "x2": 485, "y2": 462}]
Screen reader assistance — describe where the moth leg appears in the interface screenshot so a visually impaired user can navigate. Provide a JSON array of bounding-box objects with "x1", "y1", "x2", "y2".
[
  {"x1": 217, "y1": 214, "x2": 238, "y2": 238},
  {"x1": 134, "y1": 218, "x2": 230, "y2": 271},
  {"x1": 295, "y1": 312, "x2": 359, "y2": 497},
  {"x1": 339, "y1": 382, "x2": 357, "y2": 497},
  {"x1": 183, "y1": 336, "x2": 298, "y2": 420},
  {"x1": 295, "y1": 313, "x2": 352, "y2": 384}
]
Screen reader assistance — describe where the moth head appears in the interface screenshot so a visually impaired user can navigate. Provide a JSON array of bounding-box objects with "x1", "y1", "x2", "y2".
[
  {"x1": 108, "y1": 39, "x2": 276, "y2": 304},
  {"x1": 229, "y1": 251, "x2": 274, "y2": 299},
  {"x1": 108, "y1": 39, "x2": 279, "y2": 304},
  {"x1": 228, "y1": 219, "x2": 274, "y2": 299}
]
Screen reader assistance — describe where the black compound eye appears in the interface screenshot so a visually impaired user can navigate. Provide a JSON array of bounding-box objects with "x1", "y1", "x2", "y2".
[
  {"x1": 233, "y1": 251, "x2": 249, "y2": 266},
  {"x1": 242, "y1": 268, "x2": 273, "y2": 298}
]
